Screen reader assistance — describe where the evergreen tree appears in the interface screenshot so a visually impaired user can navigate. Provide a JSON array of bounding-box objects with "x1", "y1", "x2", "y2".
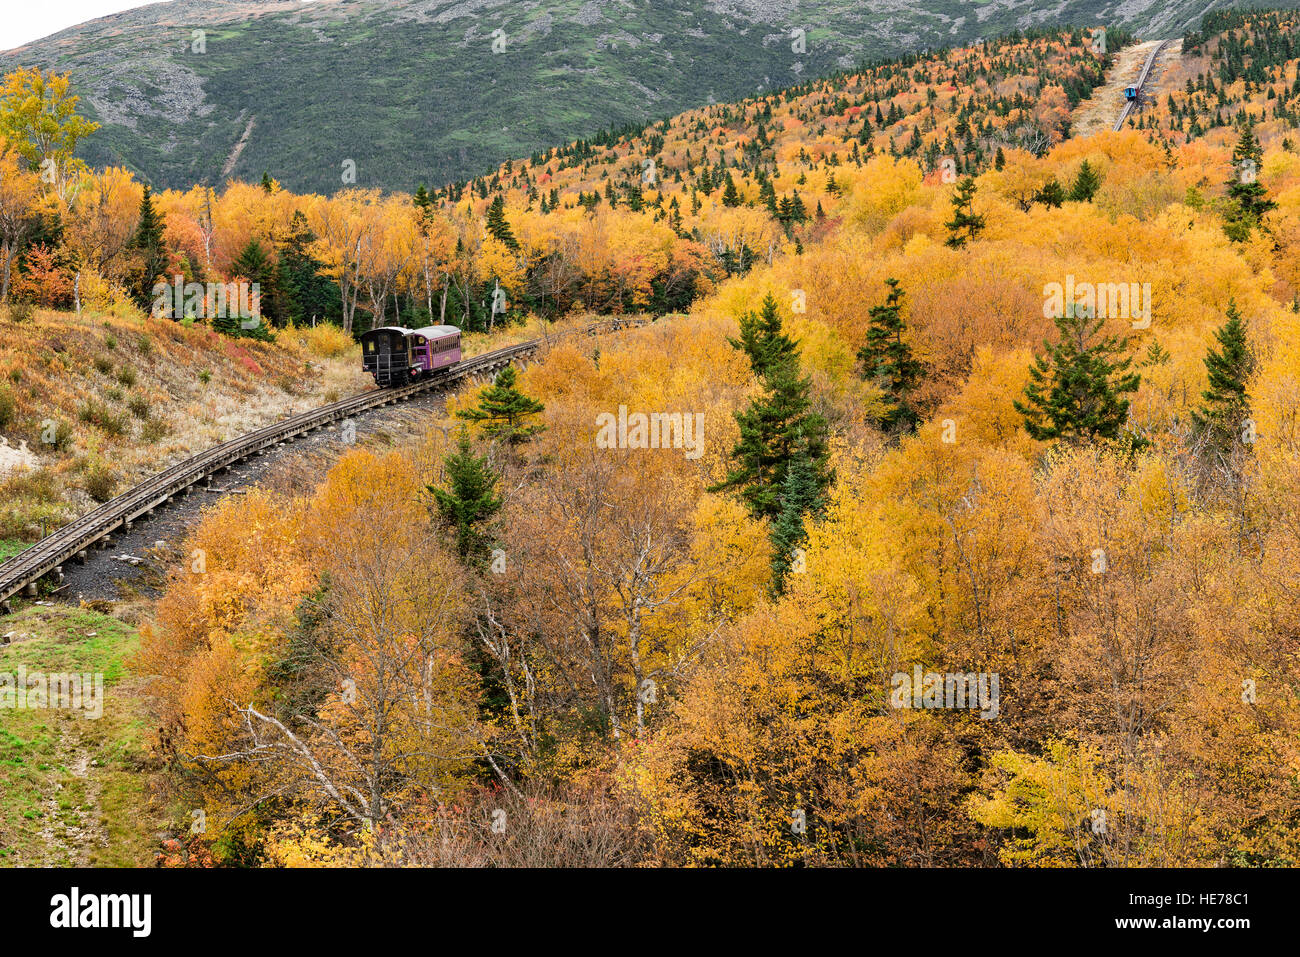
[
  {"x1": 260, "y1": 171, "x2": 275, "y2": 193},
  {"x1": 453, "y1": 364, "x2": 545, "y2": 444},
  {"x1": 1192, "y1": 299, "x2": 1254, "y2": 446},
  {"x1": 277, "y1": 211, "x2": 336, "y2": 325},
  {"x1": 769, "y1": 446, "x2": 826, "y2": 594},
  {"x1": 1225, "y1": 121, "x2": 1276, "y2": 239},
  {"x1": 858, "y1": 278, "x2": 924, "y2": 431},
  {"x1": 1068, "y1": 159, "x2": 1102, "y2": 201},
  {"x1": 230, "y1": 237, "x2": 282, "y2": 330},
  {"x1": 944, "y1": 177, "x2": 985, "y2": 248},
  {"x1": 130, "y1": 185, "x2": 167, "y2": 310},
  {"x1": 1034, "y1": 177, "x2": 1066, "y2": 208},
  {"x1": 486, "y1": 194, "x2": 519, "y2": 250},
  {"x1": 429, "y1": 431, "x2": 502, "y2": 561},
  {"x1": 1014, "y1": 308, "x2": 1141, "y2": 444},
  {"x1": 711, "y1": 350, "x2": 833, "y2": 522},
  {"x1": 721, "y1": 172, "x2": 742, "y2": 207},
  {"x1": 729, "y1": 293, "x2": 799, "y2": 378}
]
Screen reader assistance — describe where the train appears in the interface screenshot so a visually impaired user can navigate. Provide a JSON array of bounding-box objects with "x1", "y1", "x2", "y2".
[{"x1": 359, "y1": 324, "x2": 462, "y2": 387}]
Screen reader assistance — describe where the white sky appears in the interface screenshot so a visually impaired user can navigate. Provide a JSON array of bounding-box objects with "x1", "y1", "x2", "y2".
[{"x1": 2, "y1": 2, "x2": 175, "y2": 52}]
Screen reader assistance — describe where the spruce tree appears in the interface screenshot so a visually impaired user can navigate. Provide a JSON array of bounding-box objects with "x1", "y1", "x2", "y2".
[
  {"x1": 944, "y1": 176, "x2": 985, "y2": 248},
  {"x1": 1014, "y1": 308, "x2": 1141, "y2": 444},
  {"x1": 131, "y1": 185, "x2": 167, "y2": 310},
  {"x1": 230, "y1": 237, "x2": 282, "y2": 331},
  {"x1": 486, "y1": 194, "x2": 519, "y2": 250},
  {"x1": 429, "y1": 431, "x2": 503, "y2": 561},
  {"x1": 721, "y1": 172, "x2": 742, "y2": 207},
  {"x1": 1225, "y1": 121, "x2": 1276, "y2": 239},
  {"x1": 769, "y1": 447, "x2": 826, "y2": 594},
  {"x1": 729, "y1": 293, "x2": 799, "y2": 378},
  {"x1": 858, "y1": 278, "x2": 924, "y2": 431},
  {"x1": 453, "y1": 364, "x2": 545, "y2": 444},
  {"x1": 711, "y1": 351, "x2": 833, "y2": 522},
  {"x1": 1192, "y1": 299, "x2": 1254, "y2": 446},
  {"x1": 1068, "y1": 159, "x2": 1102, "y2": 201},
  {"x1": 277, "y1": 211, "x2": 335, "y2": 325}
]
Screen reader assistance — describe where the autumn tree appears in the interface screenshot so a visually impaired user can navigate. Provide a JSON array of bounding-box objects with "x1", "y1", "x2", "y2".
[
  {"x1": 1014, "y1": 309, "x2": 1140, "y2": 444},
  {"x1": 0, "y1": 67, "x2": 99, "y2": 201},
  {"x1": 0, "y1": 147, "x2": 41, "y2": 304}
]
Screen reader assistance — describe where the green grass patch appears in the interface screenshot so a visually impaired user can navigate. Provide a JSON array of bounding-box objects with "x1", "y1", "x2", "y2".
[{"x1": 0, "y1": 607, "x2": 161, "y2": 866}]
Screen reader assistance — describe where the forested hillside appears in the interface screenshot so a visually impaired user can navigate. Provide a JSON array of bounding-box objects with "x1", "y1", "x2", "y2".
[
  {"x1": 0, "y1": 0, "x2": 1272, "y2": 193},
  {"x1": 3, "y1": 10, "x2": 1300, "y2": 867}
]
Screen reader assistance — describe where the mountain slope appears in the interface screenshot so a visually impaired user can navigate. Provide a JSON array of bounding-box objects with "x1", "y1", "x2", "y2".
[{"x1": 0, "y1": 0, "x2": 1277, "y2": 194}]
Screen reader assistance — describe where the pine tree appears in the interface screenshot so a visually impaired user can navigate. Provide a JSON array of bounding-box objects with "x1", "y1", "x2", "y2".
[
  {"x1": 429, "y1": 431, "x2": 502, "y2": 560},
  {"x1": 1225, "y1": 121, "x2": 1276, "y2": 239},
  {"x1": 721, "y1": 172, "x2": 742, "y2": 207},
  {"x1": 130, "y1": 185, "x2": 167, "y2": 310},
  {"x1": 1192, "y1": 299, "x2": 1254, "y2": 445},
  {"x1": 1035, "y1": 177, "x2": 1066, "y2": 208},
  {"x1": 229, "y1": 237, "x2": 282, "y2": 331},
  {"x1": 944, "y1": 176, "x2": 985, "y2": 248},
  {"x1": 486, "y1": 194, "x2": 519, "y2": 250},
  {"x1": 769, "y1": 447, "x2": 826, "y2": 594},
  {"x1": 453, "y1": 363, "x2": 545, "y2": 444},
  {"x1": 711, "y1": 350, "x2": 833, "y2": 522},
  {"x1": 729, "y1": 293, "x2": 799, "y2": 378},
  {"x1": 260, "y1": 171, "x2": 275, "y2": 193},
  {"x1": 1014, "y1": 308, "x2": 1141, "y2": 444},
  {"x1": 1068, "y1": 159, "x2": 1102, "y2": 201},
  {"x1": 858, "y1": 278, "x2": 924, "y2": 431},
  {"x1": 277, "y1": 211, "x2": 335, "y2": 325}
]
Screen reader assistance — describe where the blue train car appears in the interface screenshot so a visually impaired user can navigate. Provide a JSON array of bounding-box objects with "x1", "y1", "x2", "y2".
[{"x1": 1124, "y1": 86, "x2": 1139, "y2": 101}]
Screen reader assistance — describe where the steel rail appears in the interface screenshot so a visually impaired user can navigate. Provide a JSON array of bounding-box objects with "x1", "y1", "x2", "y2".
[
  {"x1": 0, "y1": 317, "x2": 646, "y2": 611},
  {"x1": 1113, "y1": 38, "x2": 1174, "y2": 132}
]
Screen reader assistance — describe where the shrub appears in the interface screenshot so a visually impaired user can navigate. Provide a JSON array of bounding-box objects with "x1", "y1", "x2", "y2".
[
  {"x1": 127, "y1": 394, "x2": 151, "y2": 419},
  {"x1": 300, "y1": 322, "x2": 355, "y2": 359},
  {"x1": 81, "y1": 459, "x2": 118, "y2": 503},
  {"x1": 0, "y1": 386, "x2": 13, "y2": 428},
  {"x1": 4, "y1": 299, "x2": 34, "y2": 323},
  {"x1": 93, "y1": 356, "x2": 113, "y2": 375},
  {"x1": 141, "y1": 419, "x2": 169, "y2": 443},
  {"x1": 199, "y1": 369, "x2": 212, "y2": 385},
  {"x1": 40, "y1": 419, "x2": 73, "y2": 451},
  {"x1": 116, "y1": 366, "x2": 138, "y2": 387},
  {"x1": 78, "y1": 399, "x2": 127, "y2": 437}
]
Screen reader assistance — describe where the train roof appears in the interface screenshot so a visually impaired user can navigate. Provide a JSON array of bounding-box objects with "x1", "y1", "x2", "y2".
[{"x1": 361, "y1": 325, "x2": 460, "y2": 339}]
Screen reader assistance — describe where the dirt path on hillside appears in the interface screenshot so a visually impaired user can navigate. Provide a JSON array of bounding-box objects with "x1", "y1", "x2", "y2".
[{"x1": 1073, "y1": 39, "x2": 1183, "y2": 138}]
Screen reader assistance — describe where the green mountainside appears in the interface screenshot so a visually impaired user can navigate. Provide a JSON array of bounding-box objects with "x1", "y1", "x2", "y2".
[{"x1": 1, "y1": 0, "x2": 1277, "y2": 193}]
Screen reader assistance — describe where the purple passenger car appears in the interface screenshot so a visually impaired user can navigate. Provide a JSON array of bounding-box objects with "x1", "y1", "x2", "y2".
[{"x1": 359, "y1": 325, "x2": 462, "y2": 387}]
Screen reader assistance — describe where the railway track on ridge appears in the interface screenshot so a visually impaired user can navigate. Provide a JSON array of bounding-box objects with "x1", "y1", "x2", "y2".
[
  {"x1": 0, "y1": 317, "x2": 647, "y2": 614},
  {"x1": 1113, "y1": 38, "x2": 1175, "y2": 132}
]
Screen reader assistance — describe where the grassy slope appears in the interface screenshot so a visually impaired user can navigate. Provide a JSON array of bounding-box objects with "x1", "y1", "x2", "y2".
[
  {"x1": 0, "y1": 309, "x2": 368, "y2": 541},
  {"x1": 0, "y1": 606, "x2": 162, "y2": 866}
]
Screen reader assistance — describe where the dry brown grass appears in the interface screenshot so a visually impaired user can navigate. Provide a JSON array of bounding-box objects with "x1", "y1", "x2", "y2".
[{"x1": 0, "y1": 308, "x2": 369, "y2": 539}]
